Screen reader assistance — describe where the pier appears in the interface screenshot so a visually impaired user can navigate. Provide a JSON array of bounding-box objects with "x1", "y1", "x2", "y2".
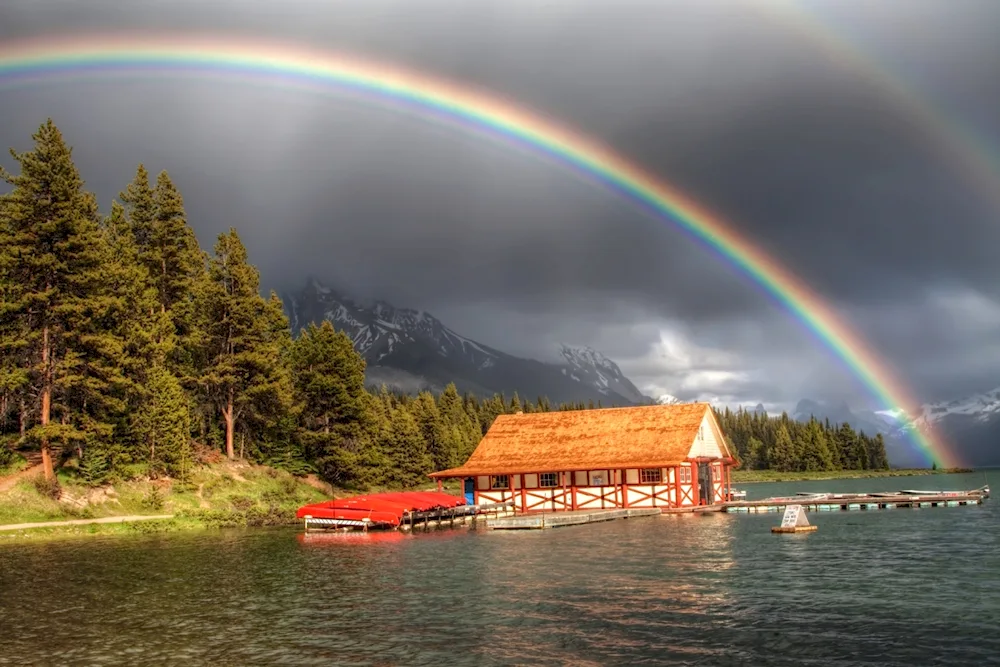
[
  {"x1": 486, "y1": 507, "x2": 661, "y2": 530},
  {"x1": 722, "y1": 488, "x2": 988, "y2": 514}
]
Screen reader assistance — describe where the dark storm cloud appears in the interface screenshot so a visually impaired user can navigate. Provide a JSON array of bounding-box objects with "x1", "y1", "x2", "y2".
[{"x1": 2, "y1": 0, "x2": 1000, "y2": 409}]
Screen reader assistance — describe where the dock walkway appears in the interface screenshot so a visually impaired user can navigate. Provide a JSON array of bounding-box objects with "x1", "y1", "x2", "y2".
[
  {"x1": 486, "y1": 507, "x2": 661, "y2": 530},
  {"x1": 722, "y1": 490, "x2": 987, "y2": 514}
]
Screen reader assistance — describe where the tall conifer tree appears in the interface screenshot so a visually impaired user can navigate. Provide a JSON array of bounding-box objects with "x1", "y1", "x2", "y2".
[
  {"x1": 201, "y1": 229, "x2": 291, "y2": 459},
  {"x1": 0, "y1": 120, "x2": 115, "y2": 479}
]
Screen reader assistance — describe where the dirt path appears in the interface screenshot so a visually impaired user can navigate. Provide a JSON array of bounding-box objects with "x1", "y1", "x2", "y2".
[
  {"x1": 0, "y1": 514, "x2": 175, "y2": 532},
  {"x1": 0, "y1": 463, "x2": 44, "y2": 494}
]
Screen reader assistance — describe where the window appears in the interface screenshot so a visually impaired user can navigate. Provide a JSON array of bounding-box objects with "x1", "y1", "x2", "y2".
[
  {"x1": 698, "y1": 426, "x2": 705, "y2": 441},
  {"x1": 679, "y1": 467, "x2": 692, "y2": 484},
  {"x1": 639, "y1": 468, "x2": 662, "y2": 484},
  {"x1": 539, "y1": 472, "x2": 559, "y2": 488},
  {"x1": 490, "y1": 475, "x2": 509, "y2": 490}
]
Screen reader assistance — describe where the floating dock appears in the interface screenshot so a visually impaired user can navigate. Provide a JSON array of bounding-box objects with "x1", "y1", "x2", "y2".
[
  {"x1": 297, "y1": 491, "x2": 513, "y2": 532},
  {"x1": 723, "y1": 486, "x2": 989, "y2": 514},
  {"x1": 486, "y1": 507, "x2": 662, "y2": 530}
]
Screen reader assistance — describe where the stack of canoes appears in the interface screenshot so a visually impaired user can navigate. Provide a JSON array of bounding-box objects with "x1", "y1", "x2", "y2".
[{"x1": 296, "y1": 491, "x2": 468, "y2": 530}]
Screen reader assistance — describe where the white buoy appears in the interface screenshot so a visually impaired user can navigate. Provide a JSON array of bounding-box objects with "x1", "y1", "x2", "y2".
[{"x1": 771, "y1": 504, "x2": 817, "y2": 533}]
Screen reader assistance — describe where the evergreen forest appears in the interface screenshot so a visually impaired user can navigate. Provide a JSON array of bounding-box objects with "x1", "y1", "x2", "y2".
[{"x1": 0, "y1": 120, "x2": 888, "y2": 490}]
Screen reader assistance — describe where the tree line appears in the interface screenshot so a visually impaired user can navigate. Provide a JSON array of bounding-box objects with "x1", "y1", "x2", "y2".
[
  {"x1": 0, "y1": 120, "x2": 887, "y2": 490},
  {"x1": 715, "y1": 406, "x2": 889, "y2": 472}
]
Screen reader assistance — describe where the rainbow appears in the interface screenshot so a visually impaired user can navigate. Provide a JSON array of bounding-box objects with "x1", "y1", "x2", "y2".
[
  {"x1": 0, "y1": 34, "x2": 956, "y2": 467},
  {"x1": 758, "y1": 0, "x2": 1000, "y2": 215}
]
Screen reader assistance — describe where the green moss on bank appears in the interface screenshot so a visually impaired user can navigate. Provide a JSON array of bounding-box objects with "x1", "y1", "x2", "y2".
[{"x1": 731, "y1": 467, "x2": 975, "y2": 484}]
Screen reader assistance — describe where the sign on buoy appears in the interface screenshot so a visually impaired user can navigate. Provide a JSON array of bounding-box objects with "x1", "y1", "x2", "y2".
[{"x1": 772, "y1": 504, "x2": 817, "y2": 533}]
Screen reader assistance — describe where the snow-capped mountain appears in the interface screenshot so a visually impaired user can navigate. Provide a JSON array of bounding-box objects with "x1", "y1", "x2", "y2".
[
  {"x1": 287, "y1": 277, "x2": 499, "y2": 371},
  {"x1": 656, "y1": 393, "x2": 682, "y2": 405},
  {"x1": 284, "y1": 278, "x2": 652, "y2": 406},
  {"x1": 897, "y1": 388, "x2": 1000, "y2": 467},
  {"x1": 911, "y1": 389, "x2": 1000, "y2": 426},
  {"x1": 557, "y1": 344, "x2": 648, "y2": 405},
  {"x1": 792, "y1": 394, "x2": 1000, "y2": 467}
]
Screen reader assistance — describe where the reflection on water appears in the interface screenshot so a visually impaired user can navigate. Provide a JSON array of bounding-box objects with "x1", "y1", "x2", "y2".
[
  {"x1": 0, "y1": 472, "x2": 998, "y2": 666},
  {"x1": 296, "y1": 530, "x2": 408, "y2": 546}
]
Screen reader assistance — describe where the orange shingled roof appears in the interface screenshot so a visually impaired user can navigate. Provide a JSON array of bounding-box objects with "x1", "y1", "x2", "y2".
[{"x1": 430, "y1": 402, "x2": 721, "y2": 478}]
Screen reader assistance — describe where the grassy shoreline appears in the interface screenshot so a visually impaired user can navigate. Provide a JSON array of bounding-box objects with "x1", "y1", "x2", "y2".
[
  {"x1": 0, "y1": 461, "x2": 327, "y2": 541},
  {"x1": 0, "y1": 459, "x2": 464, "y2": 541},
  {"x1": 731, "y1": 467, "x2": 975, "y2": 484}
]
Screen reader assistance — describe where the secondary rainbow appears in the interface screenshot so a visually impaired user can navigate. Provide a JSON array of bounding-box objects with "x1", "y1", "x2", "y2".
[
  {"x1": 0, "y1": 34, "x2": 955, "y2": 467},
  {"x1": 758, "y1": 0, "x2": 1000, "y2": 215}
]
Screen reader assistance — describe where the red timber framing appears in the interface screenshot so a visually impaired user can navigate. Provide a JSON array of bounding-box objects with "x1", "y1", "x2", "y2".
[
  {"x1": 430, "y1": 402, "x2": 739, "y2": 513},
  {"x1": 466, "y1": 464, "x2": 737, "y2": 513}
]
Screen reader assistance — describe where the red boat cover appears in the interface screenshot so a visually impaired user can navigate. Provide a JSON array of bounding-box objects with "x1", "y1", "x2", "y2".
[{"x1": 296, "y1": 491, "x2": 466, "y2": 526}]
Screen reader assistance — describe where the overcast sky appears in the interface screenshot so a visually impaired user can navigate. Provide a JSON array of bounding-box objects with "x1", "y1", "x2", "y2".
[{"x1": 2, "y1": 0, "x2": 999, "y2": 412}]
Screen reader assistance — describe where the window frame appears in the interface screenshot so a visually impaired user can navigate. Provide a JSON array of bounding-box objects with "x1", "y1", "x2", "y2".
[
  {"x1": 539, "y1": 472, "x2": 559, "y2": 488},
  {"x1": 639, "y1": 468, "x2": 662, "y2": 484},
  {"x1": 490, "y1": 474, "x2": 510, "y2": 490}
]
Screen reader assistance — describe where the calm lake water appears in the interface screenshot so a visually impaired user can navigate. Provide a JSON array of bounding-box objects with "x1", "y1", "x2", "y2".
[{"x1": 1, "y1": 471, "x2": 997, "y2": 666}]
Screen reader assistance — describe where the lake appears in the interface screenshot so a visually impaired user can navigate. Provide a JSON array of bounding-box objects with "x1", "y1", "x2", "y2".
[{"x1": 1, "y1": 471, "x2": 997, "y2": 666}]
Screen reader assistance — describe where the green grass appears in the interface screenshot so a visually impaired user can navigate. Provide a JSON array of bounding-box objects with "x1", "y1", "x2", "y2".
[
  {"x1": 0, "y1": 459, "x2": 473, "y2": 540},
  {"x1": 0, "y1": 460, "x2": 332, "y2": 536},
  {"x1": 731, "y1": 467, "x2": 975, "y2": 484}
]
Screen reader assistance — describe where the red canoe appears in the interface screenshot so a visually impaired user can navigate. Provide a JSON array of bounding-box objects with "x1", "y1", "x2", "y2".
[{"x1": 296, "y1": 491, "x2": 467, "y2": 528}]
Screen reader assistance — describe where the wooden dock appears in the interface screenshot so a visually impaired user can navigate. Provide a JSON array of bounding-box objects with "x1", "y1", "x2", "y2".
[
  {"x1": 723, "y1": 489, "x2": 988, "y2": 514},
  {"x1": 486, "y1": 507, "x2": 661, "y2": 530}
]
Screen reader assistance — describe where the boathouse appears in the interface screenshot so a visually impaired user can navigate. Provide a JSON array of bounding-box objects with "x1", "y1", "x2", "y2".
[{"x1": 429, "y1": 402, "x2": 737, "y2": 513}]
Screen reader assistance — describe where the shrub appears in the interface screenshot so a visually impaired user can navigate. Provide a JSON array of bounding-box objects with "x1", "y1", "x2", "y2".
[
  {"x1": 77, "y1": 449, "x2": 112, "y2": 487},
  {"x1": 32, "y1": 474, "x2": 61, "y2": 499},
  {"x1": 228, "y1": 495, "x2": 254, "y2": 511},
  {"x1": 0, "y1": 444, "x2": 13, "y2": 469},
  {"x1": 140, "y1": 486, "x2": 165, "y2": 511}
]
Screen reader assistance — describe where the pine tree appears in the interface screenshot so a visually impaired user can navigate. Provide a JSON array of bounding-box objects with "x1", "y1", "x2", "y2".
[
  {"x1": 118, "y1": 164, "x2": 156, "y2": 256},
  {"x1": 868, "y1": 433, "x2": 890, "y2": 470},
  {"x1": 149, "y1": 171, "x2": 204, "y2": 316},
  {"x1": 439, "y1": 383, "x2": 478, "y2": 461},
  {"x1": 96, "y1": 202, "x2": 176, "y2": 470},
  {"x1": 835, "y1": 423, "x2": 858, "y2": 469},
  {"x1": 802, "y1": 418, "x2": 834, "y2": 471},
  {"x1": 767, "y1": 423, "x2": 795, "y2": 472},
  {"x1": 200, "y1": 229, "x2": 291, "y2": 459},
  {"x1": 289, "y1": 321, "x2": 376, "y2": 483},
  {"x1": 131, "y1": 366, "x2": 191, "y2": 477},
  {"x1": 0, "y1": 120, "x2": 120, "y2": 479},
  {"x1": 384, "y1": 404, "x2": 432, "y2": 487},
  {"x1": 746, "y1": 436, "x2": 764, "y2": 470},
  {"x1": 412, "y1": 391, "x2": 454, "y2": 471},
  {"x1": 148, "y1": 171, "x2": 208, "y2": 383}
]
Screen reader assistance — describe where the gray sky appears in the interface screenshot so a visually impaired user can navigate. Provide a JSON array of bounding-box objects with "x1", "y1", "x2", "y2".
[{"x1": 2, "y1": 0, "x2": 999, "y2": 411}]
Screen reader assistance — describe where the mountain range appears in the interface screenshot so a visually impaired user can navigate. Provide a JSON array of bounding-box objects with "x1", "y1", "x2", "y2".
[
  {"x1": 284, "y1": 278, "x2": 998, "y2": 467},
  {"x1": 284, "y1": 278, "x2": 650, "y2": 407}
]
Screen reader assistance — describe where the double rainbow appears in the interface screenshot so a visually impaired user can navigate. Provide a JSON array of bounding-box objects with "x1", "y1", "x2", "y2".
[{"x1": 0, "y1": 34, "x2": 955, "y2": 467}]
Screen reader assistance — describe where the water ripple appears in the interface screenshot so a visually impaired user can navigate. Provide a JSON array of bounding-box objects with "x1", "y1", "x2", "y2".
[{"x1": 1, "y1": 472, "x2": 998, "y2": 666}]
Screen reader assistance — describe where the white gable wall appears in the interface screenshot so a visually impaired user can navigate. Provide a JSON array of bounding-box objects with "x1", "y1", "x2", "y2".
[{"x1": 688, "y1": 411, "x2": 726, "y2": 459}]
